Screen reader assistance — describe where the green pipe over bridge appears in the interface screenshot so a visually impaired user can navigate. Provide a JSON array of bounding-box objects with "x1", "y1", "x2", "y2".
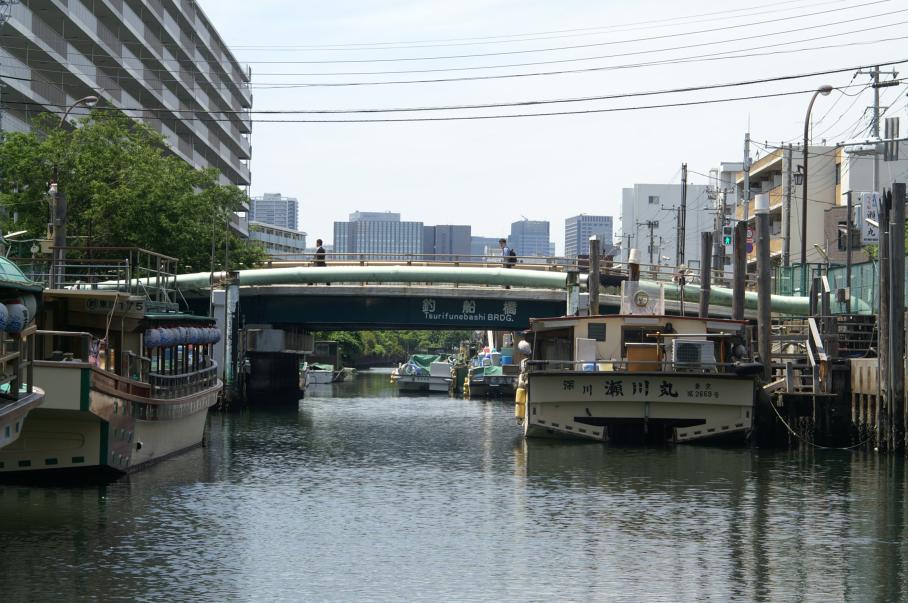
[{"x1": 169, "y1": 265, "x2": 837, "y2": 316}]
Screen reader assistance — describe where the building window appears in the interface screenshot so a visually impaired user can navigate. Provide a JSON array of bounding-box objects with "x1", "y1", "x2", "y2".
[
  {"x1": 835, "y1": 163, "x2": 841, "y2": 185},
  {"x1": 648, "y1": 195, "x2": 660, "y2": 205},
  {"x1": 837, "y1": 221, "x2": 860, "y2": 251}
]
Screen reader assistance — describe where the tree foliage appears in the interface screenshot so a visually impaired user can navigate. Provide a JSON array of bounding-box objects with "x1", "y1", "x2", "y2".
[
  {"x1": 316, "y1": 330, "x2": 474, "y2": 364},
  {"x1": 0, "y1": 109, "x2": 264, "y2": 271}
]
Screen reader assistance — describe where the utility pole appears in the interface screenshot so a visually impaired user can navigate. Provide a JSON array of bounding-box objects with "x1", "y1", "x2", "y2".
[
  {"x1": 679, "y1": 163, "x2": 688, "y2": 266},
  {"x1": 743, "y1": 133, "x2": 752, "y2": 223},
  {"x1": 638, "y1": 220, "x2": 658, "y2": 267},
  {"x1": 872, "y1": 65, "x2": 880, "y2": 194},
  {"x1": 782, "y1": 144, "x2": 793, "y2": 267},
  {"x1": 857, "y1": 65, "x2": 899, "y2": 193}
]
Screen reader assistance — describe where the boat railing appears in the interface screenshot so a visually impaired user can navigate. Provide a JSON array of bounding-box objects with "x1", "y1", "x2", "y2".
[
  {"x1": 524, "y1": 359, "x2": 748, "y2": 375},
  {"x1": 147, "y1": 358, "x2": 219, "y2": 400},
  {"x1": 0, "y1": 324, "x2": 37, "y2": 401},
  {"x1": 14, "y1": 246, "x2": 180, "y2": 306}
]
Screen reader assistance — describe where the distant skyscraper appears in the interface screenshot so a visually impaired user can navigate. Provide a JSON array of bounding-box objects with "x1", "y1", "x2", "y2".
[
  {"x1": 334, "y1": 211, "x2": 422, "y2": 260},
  {"x1": 509, "y1": 220, "x2": 552, "y2": 259},
  {"x1": 470, "y1": 236, "x2": 501, "y2": 260},
  {"x1": 565, "y1": 214, "x2": 614, "y2": 258},
  {"x1": 423, "y1": 225, "x2": 471, "y2": 261},
  {"x1": 251, "y1": 193, "x2": 298, "y2": 230}
]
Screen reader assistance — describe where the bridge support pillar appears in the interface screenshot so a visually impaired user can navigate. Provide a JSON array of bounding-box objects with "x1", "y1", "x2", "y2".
[
  {"x1": 239, "y1": 326, "x2": 313, "y2": 405},
  {"x1": 244, "y1": 352, "x2": 303, "y2": 403}
]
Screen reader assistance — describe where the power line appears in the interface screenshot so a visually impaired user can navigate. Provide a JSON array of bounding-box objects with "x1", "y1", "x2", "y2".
[
  {"x1": 3, "y1": 27, "x2": 901, "y2": 92},
  {"x1": 229, "y1": 0, "x2": 855, "y2": 51},
  {"x1": 249, "y1": 31, "x2": 907, "y2": 88},
  {"x1": 2, "y1": 87, "x2": 845, "y2": 124},
  {"x1": 1, "y1": 63, "x2": 884, "y2": 115},
  {"x1": 229, "y1": 2, "x2": 898, "y2": 65}
]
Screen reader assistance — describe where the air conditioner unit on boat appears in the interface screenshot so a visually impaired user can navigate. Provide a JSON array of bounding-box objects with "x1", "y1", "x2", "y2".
[{"x1": 671, "y1": 339, "x2": 716, "y2": 371}]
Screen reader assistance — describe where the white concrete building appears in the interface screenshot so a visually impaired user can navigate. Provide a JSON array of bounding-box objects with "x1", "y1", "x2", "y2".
[{"x1": 620, "y1": 182, "x2": 711, "y2": 268}]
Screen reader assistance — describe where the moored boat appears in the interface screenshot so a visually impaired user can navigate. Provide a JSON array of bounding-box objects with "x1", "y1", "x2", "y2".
[
  {"x1": 0, "y1": 248, "x2": 221, "y2": 477},
  {"x1": 308, "y1": 363, "x2": 342, "y2": 384},
  {"x1": 0, "y1": 258, "x2": 45, "y2": 450},
  {"x1": 515, "y1": 282, "x2": 759, "y2": 444},
  {"x1": 391, "y1": 354, "x2": 452, "y2": 393}
]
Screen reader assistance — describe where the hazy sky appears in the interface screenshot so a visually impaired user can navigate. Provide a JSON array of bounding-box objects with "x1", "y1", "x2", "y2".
[{"x1": 196, "y1": 0, "x2": 905, "y2": 253}]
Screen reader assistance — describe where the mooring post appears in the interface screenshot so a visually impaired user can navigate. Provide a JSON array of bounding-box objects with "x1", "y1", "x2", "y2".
[
  {"x1": 699, "y1": 232, "x2": 712, "y2": 318},
  {"x1": 589, "y1": 235, "x2": 600, "y2": 316},
  {"x1": 890, "y1": 182, "x2": 905, "y2": 449},
  {"x1": 879, "y1": 189, "x2": 891, "y2": 446},
  {"x1": 732, "y1": 221, "x2": 746, "y2": 321},
  {"x1": 755, "y1": 194, "x2": 772, "y2": 382},
  {"x1": 628, "y1": 248, "x2": 640, "y2": 283}
]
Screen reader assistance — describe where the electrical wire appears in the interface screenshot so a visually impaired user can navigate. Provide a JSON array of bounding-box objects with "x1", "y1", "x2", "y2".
[
  {"x1": 228, "y1": 3, "x2": 901, "y2": 64},
  {"x1": 0, "y1": 63, "x2": 888, "y2": 116},
  {"x1": 4, "y1": 29, "x2": 902, "y2": 92},
  {"x1": 228, "y1": 0, "x2": 849, "y2": 51}
]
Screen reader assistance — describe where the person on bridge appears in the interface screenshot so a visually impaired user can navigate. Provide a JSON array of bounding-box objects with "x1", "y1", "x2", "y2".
[
  {"x1": 314, "y1": 239, "x2": 327, "y2": 267},
  {"x1": 499, "y1": 238, "x2": 516, "y2": 289},
  {"x1": 499, "y1": 238, "x2": 517, "y2": 268}
]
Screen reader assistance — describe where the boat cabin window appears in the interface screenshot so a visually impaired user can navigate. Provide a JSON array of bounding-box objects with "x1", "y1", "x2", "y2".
[
  {"x1": 621, "y1": 326, "x2": 666, "y2": 347},
  {"x1": 533, "y1": 328, "x2": 573, "y2": 362}
]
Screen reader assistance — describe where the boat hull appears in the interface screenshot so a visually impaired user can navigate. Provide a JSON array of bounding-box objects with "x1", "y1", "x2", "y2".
[
  {"x1": 0, "y1": 362, "x2": 221, "y2": 476},
  {"x1": 395, "y1": 375, "x2": 450, "y2": 393},
  {"x1": 522, "y1": 371, "x2": 755, "y2": 443},
  {"x1": 0, "y1": 390, "x2": 45, "y2": 450}
]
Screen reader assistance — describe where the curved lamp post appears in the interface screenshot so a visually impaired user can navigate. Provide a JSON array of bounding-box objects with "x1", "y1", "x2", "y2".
[
  {"x1": 51, "y1": 95, "x2": 98, "y2": 288},
  {"x1": 799, "y1": 85, "x2": 833, "y2": 288}
]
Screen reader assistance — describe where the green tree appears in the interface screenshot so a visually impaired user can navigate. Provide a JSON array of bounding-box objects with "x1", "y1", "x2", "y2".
[{"x1": 0, "y1": 109, "x2": 264, "y2": 271}]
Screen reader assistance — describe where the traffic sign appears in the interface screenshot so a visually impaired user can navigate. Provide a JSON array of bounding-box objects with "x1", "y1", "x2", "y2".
[{"x1": 746, "y1": 227, "x2": 754, "y2": 242}]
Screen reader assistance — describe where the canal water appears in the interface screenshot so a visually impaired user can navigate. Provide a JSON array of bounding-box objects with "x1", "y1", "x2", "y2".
[{"x1": 1, "y1": 370, "x2": 907, "y2": 602}]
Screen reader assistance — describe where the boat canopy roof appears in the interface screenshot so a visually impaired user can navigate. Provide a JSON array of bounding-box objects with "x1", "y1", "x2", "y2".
[
  {"x1": 405, "y1": 354, "x2": 447, "y2": 368},
  {"x1": 0, "y1": 256, "x2": 42, "y2": 292}
]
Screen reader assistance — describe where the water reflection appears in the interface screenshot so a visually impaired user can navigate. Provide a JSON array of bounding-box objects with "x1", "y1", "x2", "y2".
[{"x1": 0, "y1": 370, "x2": 905, "y2": 602}]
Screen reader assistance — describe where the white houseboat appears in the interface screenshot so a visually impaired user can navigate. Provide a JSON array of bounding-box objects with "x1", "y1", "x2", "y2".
[
  {"x1": 515, "y1": 282, "x2": 759, "y2": 444},
  {"x1": 0, "y1": 249, "x2": 221, "y2": 477},
  {"x1": 0, "y1": 258, "x2": 45, "y2": 451}
]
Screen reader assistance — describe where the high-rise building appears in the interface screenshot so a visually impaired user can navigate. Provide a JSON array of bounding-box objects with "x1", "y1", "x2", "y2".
[
  {"x1": 251, "y1": 193, "x2": 298, "y2": 230},
  {"x1": 470, "y1": 236, "x2": 501, "y2": 260},
  {"x1": 423, "y1": 225, "x2": 471, "y2": 261},
  {"x1": 564, "y1": 215, "x2": 614, "y2": 258},
  {"x1": 333, "y1": 211, "x2": 422, "y2": 260},
  {"x1": 509, "y1": 219, "x2": 552, "y2": 259},
  {"x1": 0, "y1": 1, "x2": 252, "y2": 230}
]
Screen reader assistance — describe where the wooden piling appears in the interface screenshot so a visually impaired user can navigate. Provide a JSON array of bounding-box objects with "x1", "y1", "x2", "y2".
[
  {"x1": 732, "y1": 221, "x2": 746, "y2": 321},
  {"x1": 890, "y1": 182, "x2": 905, "y2": 450},
  {"x1": 699, "y1": 232, "x2": 712, "y2": 318},
  {"x1": 589, "y1": 235, "x2": 601, "y2": 316},
  {"x1": 879, "y1": 190, "x2": 891, "y2": 447}
]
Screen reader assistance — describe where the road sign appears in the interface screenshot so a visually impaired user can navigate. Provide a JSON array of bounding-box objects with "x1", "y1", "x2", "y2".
[
  {"x1": 746, "y1": 242, "x2": 753, "y2": 254},
  {"x1": 746, "y1": 227, "x2": 754, "y2": 242}
]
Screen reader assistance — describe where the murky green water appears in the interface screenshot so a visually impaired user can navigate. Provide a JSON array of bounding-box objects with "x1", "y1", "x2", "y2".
[{"x1": 1, "y1": 371, "x2": 907, "y2": 602}]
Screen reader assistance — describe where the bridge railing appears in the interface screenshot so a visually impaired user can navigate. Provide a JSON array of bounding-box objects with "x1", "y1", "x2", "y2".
[{"x1": 260, "y1": 252, "x2": 760, "y2": 290}]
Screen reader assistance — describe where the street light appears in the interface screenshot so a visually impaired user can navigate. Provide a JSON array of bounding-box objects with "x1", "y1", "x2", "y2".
[
  {"x1": 800, "y1": 85, "x2": 833, "y2": 280},
  {"x1": 51, "y1": 95, "x2": 98, "y2": 288}
]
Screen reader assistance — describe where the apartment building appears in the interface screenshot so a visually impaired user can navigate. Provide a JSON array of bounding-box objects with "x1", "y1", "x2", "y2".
[
  {"x1": 0, "y1": 1, "x2": 252, "y2": 210},
  {"x1": 251, "y1": 193, "x2": 298, "y2": 230}
]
